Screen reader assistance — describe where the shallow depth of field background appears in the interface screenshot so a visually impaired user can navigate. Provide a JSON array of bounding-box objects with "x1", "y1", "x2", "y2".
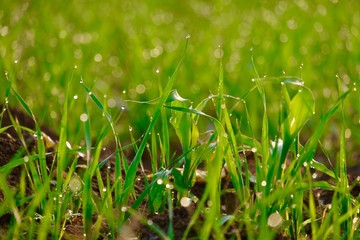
[{"x1": 1, "y1": 0, "x2": 359, "y2": 161}]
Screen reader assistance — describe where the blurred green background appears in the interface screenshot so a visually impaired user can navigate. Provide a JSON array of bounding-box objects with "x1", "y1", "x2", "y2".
[{"x1": 1, "y1": 0, "x2": 359, "y2": 159}]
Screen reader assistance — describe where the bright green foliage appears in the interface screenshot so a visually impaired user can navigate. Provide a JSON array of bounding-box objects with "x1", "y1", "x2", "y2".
[{"x1": 1, "y1": 1, "x2": 360, "y2": 239}]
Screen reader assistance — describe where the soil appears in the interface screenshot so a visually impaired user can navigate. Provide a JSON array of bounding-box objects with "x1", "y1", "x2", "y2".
[{"x1": 1, "y1": 106, "x2": 360, "y2": 239}]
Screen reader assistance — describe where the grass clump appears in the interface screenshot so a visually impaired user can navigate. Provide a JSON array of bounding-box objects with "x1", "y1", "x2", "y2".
[
  {"x1": 0, "y1": 1, "x2": 360, "y2": 238},
  {"x1": 1, "y1": 39, "x2": 360, "y2": 239}
]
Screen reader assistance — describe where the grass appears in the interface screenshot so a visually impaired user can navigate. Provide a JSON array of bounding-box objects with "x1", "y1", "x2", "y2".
[{"x1": 1, "y1": 0, "x2": 360, "y2": 239}]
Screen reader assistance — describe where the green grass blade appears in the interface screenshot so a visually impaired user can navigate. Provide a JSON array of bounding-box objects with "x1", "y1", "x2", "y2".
[{"x1": 120, "y1": 38, "x2": 188, "y2": 209}]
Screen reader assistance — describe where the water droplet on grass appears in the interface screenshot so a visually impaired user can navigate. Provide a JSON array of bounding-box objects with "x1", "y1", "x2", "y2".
[
  {"x1": 129, "y1": 126, "x2": 133, "y2": 132},
  {"x1": 14, "y1": 60, "x2": 18, "y2": 64},
  {"x1": 147, "y1": 220, "x2": 153, "y2": 225},
  {"x1": 156, "y1": 68, "x2": 160, "y2": 74},
  {"x1": 121, "y1": 105, "x2": 126, "y2": 110},
  {"x1": 80, "y1": 113, "x2": 88, "y2": 122},
  {"x1": 73, "y1": 95, "x2": 78, "y2": 100},
  {"x1": 156, "y1": 179, "x2": 163, "y2": 185},
  {"x1": 303, "y1": 162, "x2": 308, "y2": 167},
  {"x1": 186, "y1": 34, "x2": 190, "y2": 39},
  {"x1": 268, "y1": 211, "x2": 283, "y2": 228},
  {"x1": 166, "y1": 184, "x2": 174, "y2": 189},
  {"x1": 251, "y1": 147, "x2": 257, "y2": 153},
  {"x1": 24, "y1": 156, "x2": 29, "y2": 163},
  {"x1": 312, "y1": 173, "x2": 318, "y2": 179},
  {"x1": 121, "y1": 206, "x2": 127, "y2": 212},
  {"x1": 69, "y1": 176, "x2": 82, "y2": 193},
  {"x1": 180, "y1": 197, "x2": 191, "y2": 207},
  {"x1": 261, "y1": 181, "x2": 267, "y2": 187}
]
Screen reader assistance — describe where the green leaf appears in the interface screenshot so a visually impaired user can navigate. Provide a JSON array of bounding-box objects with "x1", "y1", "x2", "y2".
[{"x1": 284, "y1": 87, "x2": 315, "y2": 138}]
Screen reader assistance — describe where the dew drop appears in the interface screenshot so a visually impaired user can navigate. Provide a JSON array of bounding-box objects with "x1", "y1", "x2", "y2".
[
  {"x1": 129, "y1": 126, "x2": 133, "y2": 132},
  {"x1": 312, "y1": 173, "x2": 318, "y2": 179},
  {"x1": 103, "y1": 188, "x2": 107, "y2": 192},
  {"x1": 156, "y1": 68, "x2": 160, "y2": 74},
  {"x1": 303, "y1": 162, "x2": 308, "y2": 167},
  {"x1": 73, "y1": 95, "x2": 78, "y2": 100},
  {"x1": 69, "y1": 176, "x2": 82, "y2": 193},
  {"x1": 354, "y1": 87, "x2": 357, "y2": 91},
  {"x1": 251, "y1": 147, "x2": 257, "y2": 153},
  {"x1": 166, "y1": 183, "x2": 174, "y2": 189},
  {"x1": 80, "y1": 78, "x2": 83, "y2": 84},
  {"x1": 147, "y1": 220, "x2": 153, "y2": 225},
  {"x1": 80, "y1": 113, "x2": 88, "y2": 122},
  {"x1": 88, "y1": 91, "x2": 92, "y2": 95},
  {"x1": 180, "y1": 197, "x2": 192, "y2": 207},
  {"x1": 74, "y1": 65, "x2": 77, "y2": 69},
  {"x1": 268, "y1": 211, "x2": 283, "y2": 228},
  {"x1": 121, "y1": 105, "x2": 126, "y2": 110},
  {"x1": 14, "y1": 60, "x2": 18, "y2": 64},
  {"x1": 121, "y1": 206, "x2": 127, "y2": 212},
  {"x1": 186, "y1": 34, "x2": 190, "y2": 39},
  {"x1": 24, "y1": 156, "x2": 29, "y2": 163},
  {"x1": 261, "y1": 180, "x2": 267, "y2": 187},
  {"x1": 156, "y1": 179, "x2": 163, "y2": 185}
]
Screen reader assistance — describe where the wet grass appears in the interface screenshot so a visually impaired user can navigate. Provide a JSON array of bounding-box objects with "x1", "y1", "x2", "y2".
[{"x1": 1, "y1": 0, "x2": 360, "y2": 239}]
